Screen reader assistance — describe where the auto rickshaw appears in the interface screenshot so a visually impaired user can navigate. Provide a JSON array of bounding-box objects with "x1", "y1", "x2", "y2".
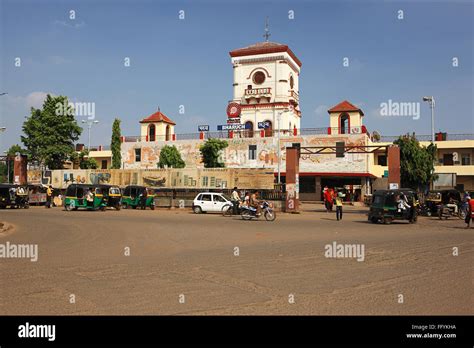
[
  {"x1": 368, "y1": 189, "x2": 418, "y2": 224},
  {"x1": 433, "y1": 189, "x2": 464, "y2": 219},
  {"x1": 0, "y1": 184, "x2": 29, "y2": 209},
  {"x1": 122, "y1": 185, "x2": 155, "y2": 210},
  {"x1": 96, "y1": 184, "x2": 122, "y2": 210},
  {"x1": 424, "y1": 189, "x2": 462, "y2": 217},
  {"x1": 64, "y1": 184, "x2": 108, "y2": 211}
]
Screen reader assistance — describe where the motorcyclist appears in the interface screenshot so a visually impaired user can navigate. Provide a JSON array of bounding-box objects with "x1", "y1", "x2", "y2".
[{"x1": 250, "y1": 190, "x2": 261, "y2": 216}]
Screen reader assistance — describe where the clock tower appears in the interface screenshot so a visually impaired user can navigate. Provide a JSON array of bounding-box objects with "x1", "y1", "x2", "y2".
[{"x1": 228, "y1": 29, "x2": 301, "y2": 137}]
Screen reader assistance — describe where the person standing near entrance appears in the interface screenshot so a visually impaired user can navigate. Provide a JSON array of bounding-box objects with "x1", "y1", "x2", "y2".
[
  {"x1": 335, "y1": 190, "x2": 345, "y2": 221},
  {"x1": 140, "y1": 188, "x2": 148, "y2": 210},
  {"x1": 231, "y1": 187, "x2": 240, "y2": 215},
  {"x1": 46, "y1": 185, "x2": 53, "y2": 208}
]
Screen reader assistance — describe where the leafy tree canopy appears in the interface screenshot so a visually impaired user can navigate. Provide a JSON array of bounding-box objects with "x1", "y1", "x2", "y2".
[
  {"x1": 157, "y1": 145, "x2": 185, "y2": 168},
  {"x1": 199, "y1": 138, "x2": 228, "y2": 168},
  {"x1": 111, "y1": 118, "x2": 122, "y2": 169},
  {"x1": 393, "y1": 133, "x2": 438, "y2": 190},
  {"x1": 21, "y1": 94, "x2": 82, "y2": 169}
]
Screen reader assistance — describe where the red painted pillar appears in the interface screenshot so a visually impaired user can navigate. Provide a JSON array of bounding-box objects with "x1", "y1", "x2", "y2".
[
  {"x1": 260, "y1": 130, "x2": 265, "y2": 137},
  {"x1": 14, "y1": 154, "x2": 28, "y2": 185},
  {"x1": 327, "y1": 127, "x2": 332, "y2": 135},
  {"x1": 172, "y1": 134, "x2": 176, "y2": 141},
  {"x1": 199, "y1": 132, "x2": 204, "y2": 140},
  {"x1": 293, "y1": 126, "x2": 297, "y2": 136},
  {"x1": 145, "y1": 135, "x2": 149, "y2": 142},
  {"x1": 388, "y1": 146, "x2": 401, "y2": 189},
  {"x1": 229, "y1": 131, "x2": 233, "y2": 139}
]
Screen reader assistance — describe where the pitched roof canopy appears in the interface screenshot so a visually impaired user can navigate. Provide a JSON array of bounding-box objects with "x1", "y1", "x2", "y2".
[
  {"x1": 229, "y1": 41, "x2": 302, "y2": 67},
  {"x1": 328, "y1": 100, "x2": 364, "y2": 116},
  {"x1": 140, "y1": 111, "x2": 176, "y2": 125}
]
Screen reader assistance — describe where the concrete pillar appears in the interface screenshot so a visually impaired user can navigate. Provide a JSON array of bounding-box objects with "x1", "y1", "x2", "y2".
[
  {"x1": 285, "y1": 147, "x2": 300, "y2": 212},
  {"x1": 315, "y1": 176, "x2": 322, "y2": 201}
]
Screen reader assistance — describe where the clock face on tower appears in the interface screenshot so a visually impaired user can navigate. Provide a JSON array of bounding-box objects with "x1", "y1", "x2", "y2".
[{"x1": 252, "y1": 71, "x2": 266, "y2": 85}]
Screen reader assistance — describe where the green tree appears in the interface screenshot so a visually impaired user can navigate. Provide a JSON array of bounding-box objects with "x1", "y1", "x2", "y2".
[
  {"x1": 199, "y1": 138, "x2": 228, "y2": 168},
  {"x1": 111, "y1": 118, "x2": 122, "y2": 169},
  {"x1": 6, "y1": 144, "x2": 27, "y2": 156},
  {"x1": 157, "y1": 145, "x2": 185, "y2": 168},
  {"x1": 70, "y1": 149, "x2": 98, "y2": 169},
  {"x1": 21, "y1": 94, "x2": 82, "y2": 169},
  {"x1": 393, "y1": 133, "x2": 438, "y2": 190}
]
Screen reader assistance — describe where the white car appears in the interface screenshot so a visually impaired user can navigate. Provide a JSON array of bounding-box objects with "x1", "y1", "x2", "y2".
[{"x1": 192, "y1": 192, "x2": 232, "y2": 214}]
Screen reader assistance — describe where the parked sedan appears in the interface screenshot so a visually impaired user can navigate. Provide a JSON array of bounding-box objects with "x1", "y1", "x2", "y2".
[{"x1": 192, "y1": 192, "x2": 232, "y2": 214}]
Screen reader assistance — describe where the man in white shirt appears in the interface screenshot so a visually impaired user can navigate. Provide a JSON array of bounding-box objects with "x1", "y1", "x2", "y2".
[{"x1": 231, "y1": 187, "x2": 240, "y2": 215}]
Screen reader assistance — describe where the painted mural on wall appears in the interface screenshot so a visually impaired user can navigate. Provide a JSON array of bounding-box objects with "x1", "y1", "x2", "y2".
[
  {"x1": 35, "y1": 168, "x2": 274, "y2": 189},
  {"x1": 120, "y1": 134, "x2": 370, "y2": 174}
]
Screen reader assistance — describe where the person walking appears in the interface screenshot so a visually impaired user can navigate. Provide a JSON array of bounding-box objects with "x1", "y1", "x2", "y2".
[
  {"x1": 466, "y1": 195, "x2": 474, "y2": 229},
  {"x1": 324, "y1": 187, "x2": 333, "y2": 212},
  {"x1": 335, "y1": 190, "x2": 345, "y2": 221}
]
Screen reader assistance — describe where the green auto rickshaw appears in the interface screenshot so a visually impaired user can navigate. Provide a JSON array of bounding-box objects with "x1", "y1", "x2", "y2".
[
  {"x1": 64, "y1": 184, "x2": 108, "y2": 211},
  {"x1": 0, "y1": 184, "x2": 29, "y2": 209},
  {"x1": 368, "y1": 189, "x2": 418, "y2": 224},
  {"x1": 96, "y1": 184, "x2": 122, "y2": 210},
  {"x1": 122, "y1": 185, "x2": 155, "y2": 210}
]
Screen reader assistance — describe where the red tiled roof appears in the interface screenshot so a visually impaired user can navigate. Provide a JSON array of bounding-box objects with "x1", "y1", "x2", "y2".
[
  {"x1": 229, "y1": 41, "x2": 302, "y2": 67},
  {"x1": 327, "y1": 100, "x2": 364, "y2": 116},
  {"x1": 140, "y1": 111, "x2": 176, "y2": 125}
]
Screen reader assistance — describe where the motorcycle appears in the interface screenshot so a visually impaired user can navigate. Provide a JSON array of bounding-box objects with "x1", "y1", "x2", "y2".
[{"x1": 240, "y1": 201, "x2": 276, "y2": 221}]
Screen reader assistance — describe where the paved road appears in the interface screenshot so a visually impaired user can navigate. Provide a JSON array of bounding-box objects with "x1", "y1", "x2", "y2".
[{"x1": 1, "y1": 205, "x2": 472, "y2": 315}]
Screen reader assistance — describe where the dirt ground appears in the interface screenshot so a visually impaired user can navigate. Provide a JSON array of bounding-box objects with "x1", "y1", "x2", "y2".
[{"x1": 0, "y1": 204, "x2": 472, "y2": 315}]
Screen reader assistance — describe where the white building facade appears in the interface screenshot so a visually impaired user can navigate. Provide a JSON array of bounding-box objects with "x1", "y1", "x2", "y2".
[{"x1": 228, "y1": 41, "x2": 302, "y2": 137}]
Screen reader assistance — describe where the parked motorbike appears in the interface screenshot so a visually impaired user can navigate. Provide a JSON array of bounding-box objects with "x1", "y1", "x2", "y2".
[
  {"x1": 437, "y1": 203, "x2": 466, "y2": 220},
  {"x1": 240, "y1": 201, "x2": 276, "y2": 221},
  {"x1": 417, "y1": 203, "x2": 432, "y2": 217}
]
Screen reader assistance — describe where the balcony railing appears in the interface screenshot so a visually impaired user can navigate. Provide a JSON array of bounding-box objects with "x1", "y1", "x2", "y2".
[{"x1": 121, "y1": 129, "x2": 474, "y2": 143}]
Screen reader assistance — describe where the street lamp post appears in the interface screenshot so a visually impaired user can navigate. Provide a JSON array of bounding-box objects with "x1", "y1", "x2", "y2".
[
  {"x1": 422, "y1": 96, "x2": 435, "y2": 142},
  {"x1": 82, "y1": 119, "x2": 99, "y2": 151},
  {"x1": 276, "y1": 108, "x2": 289, "y2": 184}
]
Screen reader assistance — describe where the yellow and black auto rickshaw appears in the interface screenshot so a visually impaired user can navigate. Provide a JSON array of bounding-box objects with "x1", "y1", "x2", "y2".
[
  {"x1": 122, "y1": 185, "x2": 155, "y2": 210},
  {"x1": 64, "y1": 184, "x2": 108, "y2": 211},
  {"x1": 0, "y1": 184, "x2": 29, "y2": 209},
  {"x1": 96, "y1": 184, "x2": 122, "y2": 210},
  {"x1": 368, "y1": 189, "x2": 418, "y2": 224}
]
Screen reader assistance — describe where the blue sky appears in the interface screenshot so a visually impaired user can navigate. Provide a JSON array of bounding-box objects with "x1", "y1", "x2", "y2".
[{"x1": 0, "y1": 0, "x2": 473, "y2": 152}]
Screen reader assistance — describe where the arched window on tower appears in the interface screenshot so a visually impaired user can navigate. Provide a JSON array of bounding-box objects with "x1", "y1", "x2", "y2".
[
  {"x1": 165, "y1": 125, "x2": 171, "y2": 141},
  {"x1": 148, "y1": 124, "x2": 156, "y2": 141},
  {"x1": 264, "y1": 120, "x2": 273, "y2": 137},
  {"x1": 244, "y1": 121, "x2": 254, "y2": 138},
  {"x1": 339, "y1": 113, "x2": 350, "y2": 134}
]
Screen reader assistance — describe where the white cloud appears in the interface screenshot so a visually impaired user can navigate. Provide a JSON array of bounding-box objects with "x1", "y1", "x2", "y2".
[
  {"x1": 314, "y1": 104, "x2": 328, "y2": 117},
  {"x1": 53, "y1": 20, "x2": 85, "y2": 29},
  {"x1": 48, "y1": 56, "x2": 70, "y2": 65}
]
